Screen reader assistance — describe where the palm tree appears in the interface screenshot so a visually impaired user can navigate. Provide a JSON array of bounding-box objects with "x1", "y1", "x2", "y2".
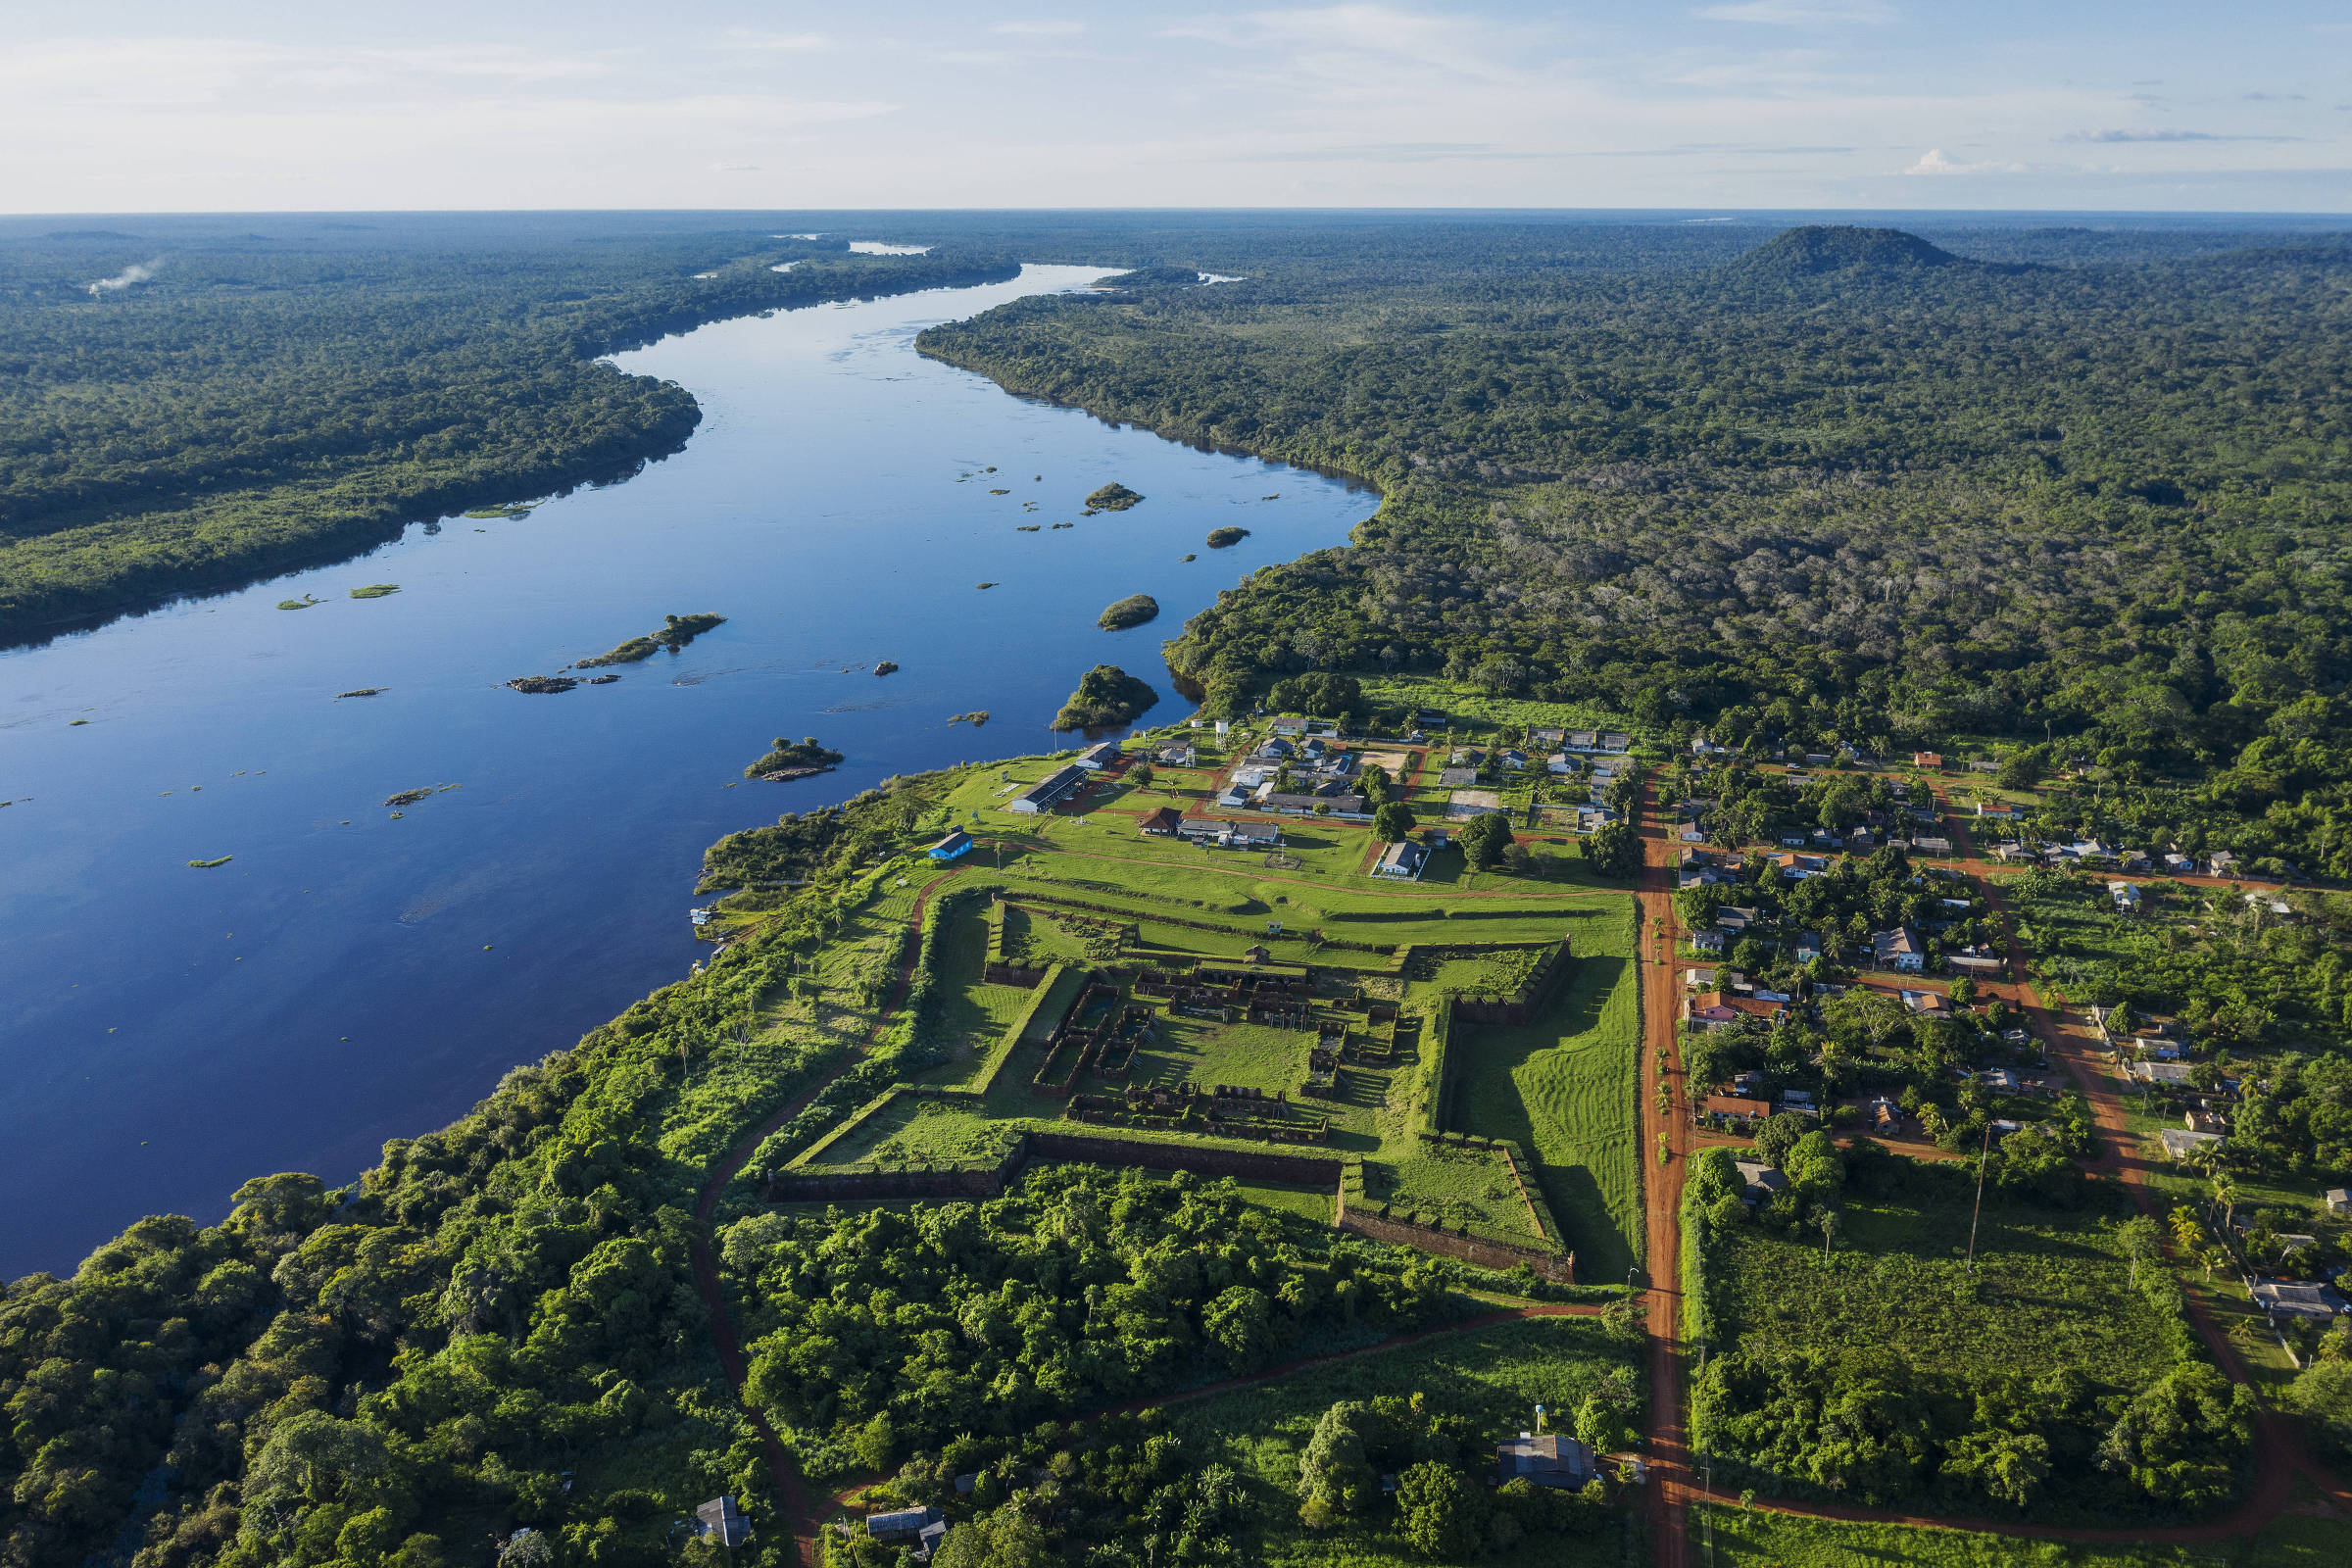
[{"x1": 2211, "y1": 1172, "x2": 2240, "y2": 1231}]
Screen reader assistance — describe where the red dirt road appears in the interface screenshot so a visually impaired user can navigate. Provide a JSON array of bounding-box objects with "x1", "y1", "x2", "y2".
[{"x1": 685, "y1": 868, "x2": 961, "y2": 1567}]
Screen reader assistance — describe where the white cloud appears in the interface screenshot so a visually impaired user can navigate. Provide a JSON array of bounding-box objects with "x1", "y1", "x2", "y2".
[
  {"x1": 709, "y1": 162, "x2": 761, "y2": 172},
  {"x1": 1698, "y1": 1, "x2": 1896, "y2": 25},
  {"x1": 991, "y1": 21, "x2": 1085, "y2": 36},
  {"x1": 1902, "y1": 147, "x2": 2025, "y2": 174}
]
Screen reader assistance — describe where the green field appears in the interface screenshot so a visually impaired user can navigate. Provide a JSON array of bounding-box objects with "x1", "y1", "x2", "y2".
[
  {"x1": 1691, "y1": 1496, "x2": 2352, "y2": 1567},
  {"x1": 1446, "y1": 901, "x2": 1643, "y2": 1279},
  {"x1": 1163, "y1": 1314, "x2": 1643, "y2": 1568},
  {"x1": 1708, "y1": 1179, "x2": 2181, "y2": 1396}
]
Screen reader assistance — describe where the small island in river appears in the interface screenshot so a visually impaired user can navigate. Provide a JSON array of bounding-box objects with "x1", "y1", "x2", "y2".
[
  {"x1": 1206, "y1": 526, "x2": 1250, "y2": 548},
  {"x1": 1052, "y1": 664, "x2": 1158, "y2": 731},
  {"x1": 507, "y1": 675, "x2": 578, "y2": 694},
  {"x1": 574, "y1": 612, "x2": 726, "y2": 667},
  {"x1": 1082, "y1": 482, "x2": 1144, "y2": 514},
  {"x1": 745, "y1": 736, "x2": 846, "y2": 782},
  {"x1": 1097, "y1": 593, "x2": 1158, "y2": 630}
]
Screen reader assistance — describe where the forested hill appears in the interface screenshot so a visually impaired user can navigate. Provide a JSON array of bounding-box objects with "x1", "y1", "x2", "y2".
[
  {"x1": 0, "y1": 221, "x2": 1017, "y2": 639},
  {"x1": 918, "y1": 220, "x2": 2352, "y2": 874}
]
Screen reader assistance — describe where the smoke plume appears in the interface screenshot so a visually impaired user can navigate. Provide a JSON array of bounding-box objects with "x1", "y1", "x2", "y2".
[{"x1": 86, "y1": 258, "x2": 165, "y2": 297}]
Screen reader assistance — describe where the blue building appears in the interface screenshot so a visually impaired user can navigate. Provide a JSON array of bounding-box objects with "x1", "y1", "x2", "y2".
[{"x1": 927, "y1": 828, "x2": 975, "y2": 860}]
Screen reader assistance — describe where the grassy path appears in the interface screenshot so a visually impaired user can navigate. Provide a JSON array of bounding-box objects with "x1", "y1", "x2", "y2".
[{"x1": 684, "y1": 867, "x2": 961, "y2": 1568}]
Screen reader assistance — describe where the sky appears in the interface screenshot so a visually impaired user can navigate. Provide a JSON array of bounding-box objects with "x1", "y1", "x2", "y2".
[{"x1": 3, "y1": 0, "x2": 2348, "y2": 214}]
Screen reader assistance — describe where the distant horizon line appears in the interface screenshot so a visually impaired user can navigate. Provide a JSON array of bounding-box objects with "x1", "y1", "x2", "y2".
[{"x1": 1, "y1": 204, "x2": 2347, "y2": 224}]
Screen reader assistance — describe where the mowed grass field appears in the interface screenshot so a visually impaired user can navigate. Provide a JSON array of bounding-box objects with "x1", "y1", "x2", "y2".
[
  {"x1": 1162, "y1": 1314, "x2": 1642, "y2": 1568},
  {"x1": 1691, "y1": 1496, "x2": 2352, "y2": 1567},
  {"x1": 1709, "y1": 1169, "x2": 2181, "y2": 1397},
  {"x1": 1445, "y1": 900, "x2": 1643, "y2": 1279}
]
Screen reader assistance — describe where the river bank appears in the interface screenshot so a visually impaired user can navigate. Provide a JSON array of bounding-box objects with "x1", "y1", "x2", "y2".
[{"x1": 0, "y1": 264, "x2": 1377, "y2": 1277}]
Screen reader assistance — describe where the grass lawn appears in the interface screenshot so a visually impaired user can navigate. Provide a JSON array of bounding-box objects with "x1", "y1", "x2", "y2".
[
  {"x1": 1709, "y1": 1174, "x2": 2182, "y2": 1398},
  {"x1": 1374, "y1": 1142, "x2": 1548, "y2": 1245},
  {"x1": 1692, "y1": 1487, "x2": 2352, "y2": 1567},
  {"x1": 1234, "y1": 1180, "x2": 1336, "y2": 1224},
  {"x1": 1444, "y1": 899, "x2": 1642, "y2": 1280},
  {"x1": 1162, "y1": 1314, "x2": 1643, "y2": 1568}
]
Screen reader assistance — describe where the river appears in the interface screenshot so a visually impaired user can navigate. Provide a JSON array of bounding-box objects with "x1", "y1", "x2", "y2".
[{"x1": 0, "y1": 264, "x2": 1375, "y2": 1278}]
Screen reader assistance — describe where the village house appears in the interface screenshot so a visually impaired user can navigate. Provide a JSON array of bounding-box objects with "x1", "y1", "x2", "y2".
[
  {"x1": 1074, "y1": 740, "x2": 1123, "y2": 770},
  {"x1": 695, "y1": 1497, "x2": 751, "y2": 1548},
  {"x1": 1947, "y1": 948, "x2": 2004, "y2": 977},
  {"x1": 1912, "y1": 751, "x2": 1943, "y2": 768},
  {"x1": 926, "y1": 828, "x2": 975, "y2": 861},
  {"x1": 2184, "y1": 1108, "x2": 2227, "y2": 1135},
  {"x1": 1898, "y1": 988, "x2": 1950, "y2": 1017},
  {"x1": 1495, "y1": 1433, "x2": 1598, "y2": 1489},
  {"x1": 1529, "y1": 726, "x2": 1566, "y2": 748},
  {"x1": 1716, "y1": 906, "x2": 1763, "y2": 934},
  {"x1": 1156, "y1": 740, "x2": 1198, "y2": 767},
  {"x1": 2163, "y1": 852, "x2": 2195, "y2": 874},
  {"x1": 1690, "y1": 929, "x2": 1727, "y2": 954},
  {"x1": 1137, "y1": 807, "x2": 1183, "y2": 837},
  {"x1": 1734, "y1": 1160, "x2": 1788, "y2": 1203},
  {"x1": 1371, "y1": 840, "x2": 1428, "y2": 880},
  {"x1": 2251, "y1": 1281, "x2": 2348, "y2": 1323},
  {"x1": 1438, "y1": 766, "x2": 1480, "y2": 788},
  {"x1": 2207, "y1": 850, "x2": 2237, "y2": 874},
  {"x1": 1176, "y1": 817, "x2": 1283, "y2": 850},
  {"x1": 1259, "y1": 791, "x2": 1369, "y2": 817},
  {"x1": 866, "y1": 1507, "x2": 942, "y2": 1546},
  {"x1": 2109, "y1": 881, "x2": 2142, "y2": 912},
  {"x1": 1794, "y1": 932, "x2": 1825, "y2": 963},
  {"x1": 1775, "y1": 852, "x2": 1830, "y2": 878},
  {"x1": 1686, "y1": 991, "x2": 1786, "y2": 1031},
  {"x1": 1873, "y1": 928, "x2": 1927, "y2": 972}
]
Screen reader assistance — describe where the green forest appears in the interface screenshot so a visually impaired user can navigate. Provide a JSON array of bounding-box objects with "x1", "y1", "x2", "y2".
[
  {"x1": 0, "y1": 220, "x2": 1015, "y2": 637},
  {"x1": 919, "y1": 220, "x2": 2352, "y2": 873}
]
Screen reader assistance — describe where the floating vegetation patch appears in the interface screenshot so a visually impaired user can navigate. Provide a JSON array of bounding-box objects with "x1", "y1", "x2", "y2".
[
  {"x1": 1050, "y1": 522, "x2": 1074, "y2": 530},
  {"x1": 507, "y1": 675, "x2": 578, "y2": 694},
  {"x1": 348, "y1": 584, "x2": 400, "y2": 600},
  {"x1": 989, "y1": 488, "x2": 1010, "y2": 495},
  {"x1": 1097, "y1": 593, "x2": 1159, "y2": 631},
  {"x1": 382, "y1": 784, "x2": 461, "y2": 808},
  {"x1": 949, "y1": 710, "x2": 990, "y2": 726},
  {"x1": 587, "y1": 674, "x2": 619, "y2": 685},
  {"x1": 976, "y1": 582, "x2": 998, "y2": 589},
  {"x1": 1181, "y1": 553, "x2": 1197, "y2": 563},
  {"x1": 875, "y1": 661, "x2": 900, "y2": 676},
  {"x1": 1206, "y1": 526, "x2": 1250, "y2": 548},
  {"x1": 462, "y1": 505, "x2": 534, "y2": 519},
  {"x1": 187, "y1": 857, "x2": 233, "y2": 869},
  {"x1": 575, "y1": 612, "x2": 726, "y2": 667},
  {"x1": 335, "y1": 688, "x2": 385, "y2": 700},
  {"x1": 1017, "y1": 524, "x2": 1041, "y2": 532},
  {"x1": 277, "y1": 595, "x2": 320, "y2": 610},
  {"x1": 1082, "y1": 482, "x2": 1144, "y2": 514}
]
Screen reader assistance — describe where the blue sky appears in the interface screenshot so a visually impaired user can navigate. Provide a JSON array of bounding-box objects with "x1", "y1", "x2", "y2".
[{"x1": 3, "y1": 1, "x2": 2347, "y2": 213}]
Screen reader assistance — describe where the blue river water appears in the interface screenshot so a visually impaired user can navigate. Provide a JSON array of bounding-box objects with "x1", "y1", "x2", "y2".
[{"x1": 0, "y1": 264, "x2": 1375, "y2": 1278}]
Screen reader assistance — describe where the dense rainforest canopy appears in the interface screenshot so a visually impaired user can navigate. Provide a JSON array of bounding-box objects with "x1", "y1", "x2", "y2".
[
  {"x1": 0, "y1": 217, "x2": 1015, "y2": 637},
  {"x1": 918, "y1": 219, "x2": 2352, "y2": 873}
]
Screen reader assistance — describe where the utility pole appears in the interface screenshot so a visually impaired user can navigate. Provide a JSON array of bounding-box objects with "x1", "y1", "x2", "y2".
[{"x1": 1964, "y1": 1116, "x2": 1994, "y2": 1270}]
